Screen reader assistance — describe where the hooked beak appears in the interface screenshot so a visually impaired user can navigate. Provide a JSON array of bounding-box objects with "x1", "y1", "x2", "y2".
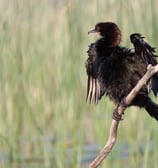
[{"x1": 88, "y1": 29, "x2": 99, "y2": 35}]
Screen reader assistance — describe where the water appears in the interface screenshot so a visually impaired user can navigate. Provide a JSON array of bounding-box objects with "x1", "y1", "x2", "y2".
[{"x1": 0, "y1": 137, "x2": 154, "y2": 167}]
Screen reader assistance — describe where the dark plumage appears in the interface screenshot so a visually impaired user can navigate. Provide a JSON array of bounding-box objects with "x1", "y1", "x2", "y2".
[{"x1": 86, "y1": 22, "x2": 158, "y2": 121}]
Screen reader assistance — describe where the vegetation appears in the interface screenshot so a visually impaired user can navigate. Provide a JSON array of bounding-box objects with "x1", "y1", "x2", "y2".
[{"x1": 0, "y1": 0, "x2": 158, "y2": 167}]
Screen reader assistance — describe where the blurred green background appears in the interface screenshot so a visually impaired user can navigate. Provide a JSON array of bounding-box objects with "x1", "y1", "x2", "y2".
[{"x1": 0, "y1": 0, "x2": 158, "y2": 167}]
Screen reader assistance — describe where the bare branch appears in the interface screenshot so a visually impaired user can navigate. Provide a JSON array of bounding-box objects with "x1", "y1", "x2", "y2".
[{"x1": 88, "y1": 64, "x2": 158, "y2": 168}]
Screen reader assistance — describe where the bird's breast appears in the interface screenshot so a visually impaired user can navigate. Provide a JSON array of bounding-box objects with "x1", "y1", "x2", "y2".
[{"x1": 98, "y1": 53, "x2": 144, "y2": 104}]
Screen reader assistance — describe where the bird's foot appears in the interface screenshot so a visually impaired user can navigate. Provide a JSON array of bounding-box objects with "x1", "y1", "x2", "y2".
[
  {"x1": 112, "y1": 98, "x2": 128, "y2": 121},
  {"x1": 112, "y1": 109, "x2": 123, "y2": 121}
]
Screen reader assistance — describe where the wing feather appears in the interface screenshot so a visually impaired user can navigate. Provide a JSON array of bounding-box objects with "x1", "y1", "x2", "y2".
[
  {"x1": 130, "y1": 33, "x2": 157, "y2": 65},
  {"x1": 86, "y1": 76, "x2": 101, "y2": 104},
  {"x1": 85, "y1": 43, "x2": 104, "y2": 104},
  {"x1": 130, "y1": 33, "x2": 158, "y2": 96}
]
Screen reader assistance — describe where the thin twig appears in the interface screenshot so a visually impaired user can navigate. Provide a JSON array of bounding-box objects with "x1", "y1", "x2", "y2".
[{"x1": 89, "y1": 64, "x2": 158, "y2": 168}]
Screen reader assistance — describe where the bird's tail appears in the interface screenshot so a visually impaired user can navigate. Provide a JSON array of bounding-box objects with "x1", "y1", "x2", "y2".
[
  {"x1": 151, "y1": 75, "x2": 158, "y2": 96},
  {"x1": 145, "y1": 99, "x2": 158, "y2": 121}
]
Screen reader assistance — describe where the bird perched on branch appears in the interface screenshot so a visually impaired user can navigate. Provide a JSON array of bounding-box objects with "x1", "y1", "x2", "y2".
[{"x1": 85, "y1": 22, "x2": 158, "y2": 121}]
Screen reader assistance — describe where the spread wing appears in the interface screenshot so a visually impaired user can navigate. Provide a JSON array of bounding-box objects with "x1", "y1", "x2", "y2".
[
  {"x1": 130, "y1": 33, "x2": 157, "y2": 65},
  {"x1": 85, "y1": 43, "x2": 104, "y2": 104},
  {"x1": 130, "y1": 33, "x2": 158, "y2": 96}
]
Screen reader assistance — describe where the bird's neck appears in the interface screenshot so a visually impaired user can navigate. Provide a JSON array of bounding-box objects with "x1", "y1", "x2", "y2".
[
  {"x1": 97, "y1": 38, "x2": 111, "y2": 47},
  {"x1": 97, "y1": 37, "x2": 120, "y2": 48},
  {"x1": 96, "y1": 38, "x2": 119, "y2": 57}
]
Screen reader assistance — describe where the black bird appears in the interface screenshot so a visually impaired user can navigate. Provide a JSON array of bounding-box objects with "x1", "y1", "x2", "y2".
[{"x1": 85, "y1": 22, "x2": 158, "y2": 121}]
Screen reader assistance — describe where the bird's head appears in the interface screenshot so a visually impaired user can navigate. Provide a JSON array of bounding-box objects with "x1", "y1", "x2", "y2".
[{"x1": 88, "y1": 22, "x2": 121, "y2": 46}]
